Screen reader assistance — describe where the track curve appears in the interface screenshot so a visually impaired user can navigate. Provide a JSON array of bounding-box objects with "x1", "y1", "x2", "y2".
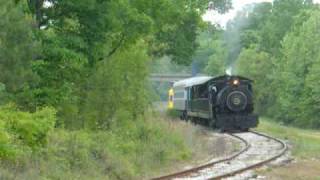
[{"x1": 152, "y1": 131, "x2": 287, "y2": 180}]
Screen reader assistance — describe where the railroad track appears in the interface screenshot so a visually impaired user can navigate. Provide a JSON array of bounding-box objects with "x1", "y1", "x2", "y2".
[{"x1": 153, "y1": 131, "x2": 287, "y2": 180}]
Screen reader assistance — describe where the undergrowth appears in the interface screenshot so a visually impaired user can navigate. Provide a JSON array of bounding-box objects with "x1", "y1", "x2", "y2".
[{"x1": 0, "y1": 106, "x2": 191, "y2": 179}]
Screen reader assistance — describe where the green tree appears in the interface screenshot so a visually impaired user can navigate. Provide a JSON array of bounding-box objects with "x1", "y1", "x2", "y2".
[
  {"x1": 225, "y1": 0, "x2": 317, "y2": 127},
  {"x1": 205, "y1": 40, "x2": 226, "y2": 76},
  {"x1": 235, "y1": 48, "x2": 274, "y2": 114},
  {"x1": 20, "y1": 0, "x2": 231, "y2": 66},
  {"x1": 258, "y1": 0, "x2": 312, "y2": 56},
  {"x1": 0, "y1": 1, "x2": 38, "y2": 102},
  {"x1": 277, "y1": 10, "x2": 320, "y2": 127},
  {"x1": 9, "y1": 0, "x2": 232, "y2": 128},
  {"x1": 192, "y1": 25, "x2": 223, "y2": 73},
  {"x1": 81, "y1": 42, "x2": 150, "y2": 130}
]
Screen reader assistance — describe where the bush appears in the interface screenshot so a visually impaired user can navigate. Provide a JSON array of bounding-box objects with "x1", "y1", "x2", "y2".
[
  {"x1": 0, "y1": 110, "x2": 190, "y2": 179},
  {"x1": 0, "y1": 104, "x2": 56, "y2": 160},
  {"x1": 0, "y1": 122, "x2": 19, "y2": 160}
]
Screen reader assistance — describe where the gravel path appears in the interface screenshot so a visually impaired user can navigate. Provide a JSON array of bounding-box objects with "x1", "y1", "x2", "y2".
[
  {"x1": 175, "y1": 132, "x2": 285, "y2": 180},
  {"x1": 175, "y1": 127, "x2": 243, "y2": 172}
]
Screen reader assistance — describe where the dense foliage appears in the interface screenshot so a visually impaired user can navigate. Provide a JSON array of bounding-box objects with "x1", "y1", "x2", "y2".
[
  {"x1": 0, "y1": 108, "x2": 190, "y2": 179},
  {"x1": 0, "y1": 0, "x2": 232, "y2": 178},
  {"x1": 205, "y1": 0, "x2": 320, "y2": 128},
  {"x1": 0, "y1": 105, "x2": 56, "y2": 160},
  {"x1": 1, "y1": 0, "x2": 230, "y2": 129},
  {"x1": 277, "y1": 10, "x2": 320, "y2": 127},
  {"x1": 2, "y1": 0, "x2": 320, "y2": 178}
]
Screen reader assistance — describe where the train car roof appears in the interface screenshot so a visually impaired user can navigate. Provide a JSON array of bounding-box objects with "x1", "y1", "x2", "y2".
[
  {"x1": 212, "y1": 75, "x2": 253, "y2": 82},
  {"x1": 173, "y1": 76, "x2": 213, "y2": 88},
  {"x1": 173, "y1": 75, "x2": 253, "y2": 88}
]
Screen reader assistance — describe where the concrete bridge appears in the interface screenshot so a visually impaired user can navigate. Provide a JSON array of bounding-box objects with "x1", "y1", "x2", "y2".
[{"x1": 150, "y1": 73, "x2": 193, "y2": 82}]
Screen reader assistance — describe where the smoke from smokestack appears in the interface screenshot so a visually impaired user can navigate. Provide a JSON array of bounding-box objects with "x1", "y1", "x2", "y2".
[{"x1": 226, "y1": 66, "x2": 232, "y2": 75}]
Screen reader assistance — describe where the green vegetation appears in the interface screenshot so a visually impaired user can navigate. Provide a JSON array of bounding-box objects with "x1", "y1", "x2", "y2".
[
  {"x1": 3, "y1": 0, "x2": 320, "y2": 178},
  {"x1": 0, "y1": 107, "x2": 190, "y2": 179},
  {"x1": 205, "y1": 0, "x2": 320, "y2": 129},
  {"x1": 0, "y1": 105, "x2": 55, "y2": 161},
  {"x1": 205, "y1": 39, "x2": 227, "y2": 76},
  {"x1": 150, "y1": 56, "x2": 191, "y2": 101},
  {"x1": 257, "y1": 119, "x2": 320, "y2": 179},
  {"x1": 257, "y1": 118, "x2": 320, "y2": 158},
  {"x1": 1, "y1": 0, "x2": 231, "y2": 127},
  {"x1": 0, "y1": 0, "x2": 234, "y2": 178}
]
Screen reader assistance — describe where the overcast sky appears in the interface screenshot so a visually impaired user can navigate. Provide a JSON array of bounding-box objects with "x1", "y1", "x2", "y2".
[{"x1": 203, "y1": 0, "x2": 320, "y2": 27}]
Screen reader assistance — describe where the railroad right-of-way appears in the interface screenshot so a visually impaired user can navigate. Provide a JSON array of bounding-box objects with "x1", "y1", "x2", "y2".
[{"x1": 153, "y1": 131, "x2": 287, "y2": 180}]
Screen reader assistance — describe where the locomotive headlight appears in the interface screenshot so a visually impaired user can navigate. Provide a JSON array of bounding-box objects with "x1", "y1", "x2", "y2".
[{"x1": 232, "y1": 79, "x2": 239, "y2": 86}]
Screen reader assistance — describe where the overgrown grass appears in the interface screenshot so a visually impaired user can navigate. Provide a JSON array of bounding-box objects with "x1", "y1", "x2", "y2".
[
  {"x1": 256, "y1": 118, "x2": 320, "y2": 158},
  {"x1": 0, "y1": 107, "x2": 191, "y2": 179},
  {"x1": 166, "y1": 109, "x2": 181, "y2": 118}
]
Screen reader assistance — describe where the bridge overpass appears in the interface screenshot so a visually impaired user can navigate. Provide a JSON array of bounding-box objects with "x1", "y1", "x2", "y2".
[{"x1": 150, "y1": 73, "x2": 193, "y2": 82}]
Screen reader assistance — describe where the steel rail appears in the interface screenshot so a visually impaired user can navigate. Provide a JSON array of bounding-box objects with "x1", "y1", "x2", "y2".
[
  {"x1": 152, "y1": 133, "x2": 250, "y2": 180},
  {"x1": 211, "y1": 131, "x2": 288, "y2": 180},
  {"x1": 152, "y1": 131, "x2": 287, "y2": 180}
]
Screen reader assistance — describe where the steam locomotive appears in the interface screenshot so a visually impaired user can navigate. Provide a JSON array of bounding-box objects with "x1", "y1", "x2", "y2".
[{"x1": 168, "y1": 75, "x2": 258, "y2": 131}]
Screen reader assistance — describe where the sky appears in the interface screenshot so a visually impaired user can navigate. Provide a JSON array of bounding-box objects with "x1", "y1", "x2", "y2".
[{"x1": 203, "y1": 0, "x2": 320, "y2": 27}]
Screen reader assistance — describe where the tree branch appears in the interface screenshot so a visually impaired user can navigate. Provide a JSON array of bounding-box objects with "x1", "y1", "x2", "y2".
[{"x1": 105, "y1": 33, "x2": 126, "y2": 59}]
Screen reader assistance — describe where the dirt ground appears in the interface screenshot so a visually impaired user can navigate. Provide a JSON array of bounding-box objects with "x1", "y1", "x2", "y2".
[{"x1": 258, "y1": 158, "x2": 320, "y2": 180}]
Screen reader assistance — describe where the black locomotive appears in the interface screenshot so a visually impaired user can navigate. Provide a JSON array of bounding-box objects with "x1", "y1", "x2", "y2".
[{"x1": 169, "y1": 75, "x2": 258, "y2": 131}]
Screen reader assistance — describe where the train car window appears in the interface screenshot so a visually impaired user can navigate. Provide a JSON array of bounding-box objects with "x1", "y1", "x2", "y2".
[
  {"x1": 201, "y1": 84, "x2": 208, "y2": 98},
  {"x1": 200, "y1": 89, "x2": 208, "y2": 98},
  {"x1": 192, "y1": 84, "x2": 208, "y2": 99},
  {"x1": 187, "y1": 88, "x2": 191, "y2": 100},
  {"x1": 191, "y1": 86, "x2": 197, "y2": 99}
]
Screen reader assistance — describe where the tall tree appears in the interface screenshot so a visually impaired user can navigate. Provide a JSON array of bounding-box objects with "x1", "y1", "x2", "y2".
[
  {"x1": 11, "y1": 0, "x2": 231, "y2": 128},
  {"x1": 258, "y1": 0, "x2": 313, "y2": 56},
  {"x1": 0, "y1": 1, "x2": 38, "y2": 94},
  {"x1": 205, "y1": 40, "x2": 227, "y2": 75},
  {"x1": 224, "y1": 0, "x2": 316, "y2": 121},
  {"x1": 276, "y1": 10, "x2": 320, "y2": 127},
  {"x1": 20, "y1": 0, "x2": 232, "y2": 65},
  {"x1": 235, "y1": 48, "x2": 274, "y2": 114}
]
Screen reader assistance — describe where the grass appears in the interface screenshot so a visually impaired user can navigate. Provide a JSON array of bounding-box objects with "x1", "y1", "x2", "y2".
[
  {"x1": 260, "y1": 160, "x2": 320, "y2": 180},
  {"x1": 0, "y1": 111, "x2": 242, "y2": 180},
  {"x1": 143, "y1": 114, "x2": 241, "y2": 177},
  {"x1": 256, "y1": 118, "x2": 320, "y2": 158},
  {"x1": 0, "y1": 108, "x2": 193, "y2": 180},
  {"x1": 256, "y1": 118, "x2": 320, "y2": 179}
]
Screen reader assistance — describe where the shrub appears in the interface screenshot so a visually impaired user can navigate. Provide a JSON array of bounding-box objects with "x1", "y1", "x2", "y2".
[
  {"x1": 0, "y1": 104, "x2": 56, "y2": 160},
  {"x1": 0, "y1": 106, "x2": 190, "y2": 179}
]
